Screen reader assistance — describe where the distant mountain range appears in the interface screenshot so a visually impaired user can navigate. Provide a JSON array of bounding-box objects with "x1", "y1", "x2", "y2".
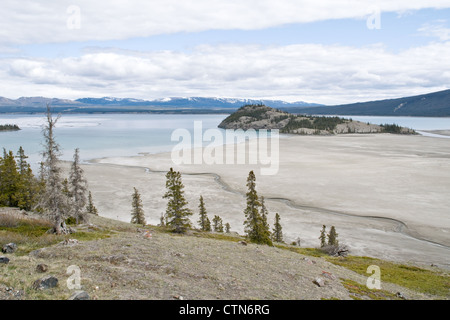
[
  {"x1": 290, "y1": 89, "x2": 450, "y2": 117},
  {"x1": 0, "y1": 96, "x2": 319, "y2": 114},
  {"x1": 0, "y1": 89, "x2": 448, "y2": 116}
]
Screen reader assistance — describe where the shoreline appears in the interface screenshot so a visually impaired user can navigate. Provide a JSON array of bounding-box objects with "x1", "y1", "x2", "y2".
[
  {"x1": 80, "y1": 133, "x2": 450, "y2": 269},
  {"x1": 419, "y1": 130, "x2": 450, "y2": 137}
]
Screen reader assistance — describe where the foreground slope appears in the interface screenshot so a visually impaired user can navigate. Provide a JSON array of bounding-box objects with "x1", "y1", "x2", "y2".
[{"x1": 1, "y1": 210, "x2": 447, "y2": 300}]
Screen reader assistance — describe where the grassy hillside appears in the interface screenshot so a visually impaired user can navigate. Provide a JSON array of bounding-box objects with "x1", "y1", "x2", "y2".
[{"x1": 1, "y1": 208, "x2": 447, "y2": 300}]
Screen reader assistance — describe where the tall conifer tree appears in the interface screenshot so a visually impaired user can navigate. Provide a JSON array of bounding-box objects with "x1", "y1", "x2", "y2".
[
  {"x1": 212, "y1": 215, "x2": 224, "y2": 232},
  {"x1": 198, "y1": 195, "x2": 211, "y2": 231},
  {"x1": 163, "y1": 168, "x2": 192, "y2": 233},
  {"x1": 15, "y1": 147, "x2": 39, "y2": 211},
  {"x1": 327, "y1": 226, "x2": 339, "y2": 246},
  {"x1": 0, "y1": 150, "x2": 19, "y2": 207},
  {"x1": 243, "y1": 170, "x2": 272, "y2": 245},
  {"x1": 69, "y1": 148, "x2": 88, "y2": 223},
  {"x1": 40, "y1": 106, "x2": 70, "y2": 234},
  {"x1": 319, "y1": 225, "x2": 327, "y2": 248},
  {"x1": 272, "y1": 213, "x2": 283, "y2": 243},
  {"x1": 259, "y1": 196, "x2": 272, "y2": 241},
  {"x1": 86, "y1": 191, "x2": 98, "y2": 215},
  {"x1": 131, "y1": 187, "x2": 146, "y2": 225}
]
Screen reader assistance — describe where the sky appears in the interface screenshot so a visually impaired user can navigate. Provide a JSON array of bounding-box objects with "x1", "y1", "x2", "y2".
[{"x1": 1, "y1": 0, "x2": 450, "y2": 105}]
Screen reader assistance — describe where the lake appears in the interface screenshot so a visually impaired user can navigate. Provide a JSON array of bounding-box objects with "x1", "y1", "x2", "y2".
[
  {"x1": 1, "y1": 113, "x2": 450, "y2": 172},
  {"x1": 0, "y1": 113, "x2": 229, "y2": 170}
]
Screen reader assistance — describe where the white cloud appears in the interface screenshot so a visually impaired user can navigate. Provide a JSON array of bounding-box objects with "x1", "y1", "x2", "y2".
[
  {"x1": 1, "y1": 0, "x2": 450, "y2": 45},
  {"x1": 1, "y1": 41, "x2": 449, "y2": 104},
  {"x1": 418, "y1": 20, "x2": 450, "y2": 41}
]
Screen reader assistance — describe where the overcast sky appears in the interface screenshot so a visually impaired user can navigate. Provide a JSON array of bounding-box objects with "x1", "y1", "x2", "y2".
[{"x1": 1, "y1": 0, "x2": 450, "y2": 104}]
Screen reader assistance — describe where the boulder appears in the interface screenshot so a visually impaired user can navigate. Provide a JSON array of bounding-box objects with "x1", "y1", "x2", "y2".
[
  {"x1": 59, "y1": 239, "x2": 79, "y2": 246},
  {"x1": 396, "y1": 292, "x2": 407, "y2": 300},
  {"x1": 32, "y1": 275, "x2": 58, "y2": 290},
  {"x1": 0, "y1": 256, "x2": 10, "y2": 264},
  {"x1": 68, "y1": 291, "x2": 90, "y2": 300},
  {"x1": 313, "y1": 277, "x2": 326, "y2": 287},
  {"x1": 36, "y1": 264, "x2": 49, "y2": 273},
  {"x1": 303, "y1": 257, "x2": 316, "y2": 265},
  {"x1": 2, "y1": 243, "x2": 17, "y2": 254}
]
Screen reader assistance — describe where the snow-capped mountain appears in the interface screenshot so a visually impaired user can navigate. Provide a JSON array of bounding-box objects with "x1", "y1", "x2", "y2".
[
  {"x1": 0, "y1": 96, "x2": 321, "y2": 113},
  {"x1": 74, "y1": 97, "x2": 320, "y2": 108}
]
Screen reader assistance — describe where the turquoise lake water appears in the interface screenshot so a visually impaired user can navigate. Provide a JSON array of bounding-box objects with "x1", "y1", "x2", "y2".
[
  {"x1": 0, "y1": 113, "x2": 228, "y2": 170},
  {"x1": 1, "y1": 113, "x2": 450, "y2": 172}
]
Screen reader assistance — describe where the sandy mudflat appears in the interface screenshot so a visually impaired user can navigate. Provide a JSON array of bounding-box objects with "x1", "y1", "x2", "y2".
[
  {"x1": 79, "y1": 133, "x2": 450, "y2": 269},
  {"x1": 422, "y1": 130, "x2": 450, "y2": 137}
]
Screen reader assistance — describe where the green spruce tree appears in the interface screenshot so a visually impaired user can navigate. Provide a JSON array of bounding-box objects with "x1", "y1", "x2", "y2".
[
  {"x1": 259, "y1": 196, "x2": 272, "y2": 241},
  {"x1": 15, "y1": 147, "x2": 40, "y2": 211},
  {"x1": 327, "y1": 226, "x2": 339, "y2": 246},
  {"x1": 163, "y1": 168, "x2": 192, "y2": 233},
  {"x1": 86, "y1": 191, "x2": 98, "y2": 215},
  {"x1": 197, "y1": 195, "x2": 211, "y2": 231},
  {"x1": 131, "y1": 187, "x2": 146, "y2": 225},
  {"x1": 212, "y1": 215, "x2": 224, "y2": 232},
  {"x1": 243, "y1": 170, "x2": 272, "y2": 245},
  {"x1": 225, "y1": 222, "x2": 231, "y2": 233},
  {"x1": 69, "y1": 148, "x2": 88, "y2": 224},
  {"x1": 319, "y1": 225, "x2": 327, "y2": 248},
  {"x1": 0, "y1": 150, "x2": 20, "y2": 207},
  {"x1": 272, "y1": 213, "x2": 284, "y2": 243}
]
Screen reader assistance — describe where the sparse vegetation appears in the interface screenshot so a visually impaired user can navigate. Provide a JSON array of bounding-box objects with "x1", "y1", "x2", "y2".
[
  {"x1": 342, "y1": 279, "x2": 401, "y2": 300},
  {"x1": 0, "y1": 210, "x2": 110, "y2": 256},
  {"x1": 380, "y1": 123, "x2": 415, "y2": 134},
  {"x1": 281, "y1": 115, "x2": 345, "y2": 133},
  {"x1": 328, "y1": 256, "x2": 450, "y2": 298}
]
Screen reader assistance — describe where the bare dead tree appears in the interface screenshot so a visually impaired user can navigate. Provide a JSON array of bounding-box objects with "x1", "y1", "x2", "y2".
[{"x1": 40, "y1": 105, "x2": 71, "y2": 234}]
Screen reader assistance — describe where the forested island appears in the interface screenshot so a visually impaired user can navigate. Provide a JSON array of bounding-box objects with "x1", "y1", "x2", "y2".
[
  {"x1": 0, "y1": 124, "x2": 20, "y2": 132},
  {"x1": 218, "y1": 104, "x2": 416, "y2": 135}
]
